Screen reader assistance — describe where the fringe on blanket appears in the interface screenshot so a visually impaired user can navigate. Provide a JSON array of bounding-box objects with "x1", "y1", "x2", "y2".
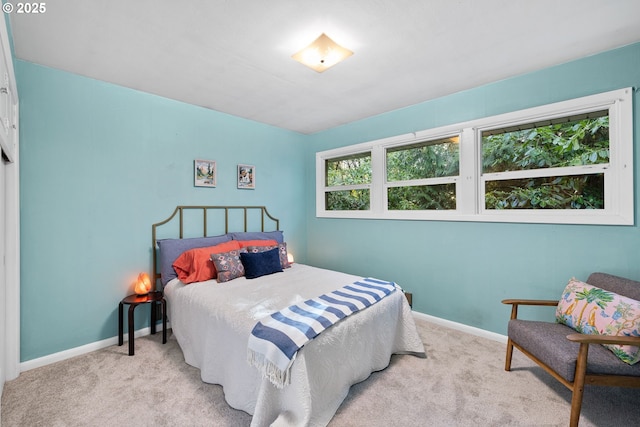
[{"x1": 247, "y1": 347, "x2": 295, "y2": 389}]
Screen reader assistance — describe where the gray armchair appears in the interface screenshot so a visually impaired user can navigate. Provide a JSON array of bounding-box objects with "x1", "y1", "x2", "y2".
[{"x1": 502, "y1": 272, "x2": 640, "y2": 427}]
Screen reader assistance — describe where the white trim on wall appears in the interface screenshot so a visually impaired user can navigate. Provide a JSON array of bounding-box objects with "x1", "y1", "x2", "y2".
[
  {"x1": 412, "y1": 311, "x2": 507, "y2": 344},
  {"x1": 4, "y1": 147, "x2": 19, "y2": 380},
  {"x1": 20, "y1": 323, "x2": 170, "y2": 372},
  {"x1": 1, "y1": 10, "x2": 19, "y2": 395},
  {"x1": 0, "y1": 146, "x2": 5, "y2": 406},
  {"x1": 18, "y1": 313, "x2": 509, "y2": 372}
]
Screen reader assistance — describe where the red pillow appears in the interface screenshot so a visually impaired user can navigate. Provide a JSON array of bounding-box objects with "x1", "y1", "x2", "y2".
[
  {"x1": 210, "y1": 240, "x2": 241, "y2": 253},
  {"x1": 173, "y1": 240, "x2": 241, "y2": 284},
  {"x1": 237, "y1": 239, "x2": 278, "y2": 248}
]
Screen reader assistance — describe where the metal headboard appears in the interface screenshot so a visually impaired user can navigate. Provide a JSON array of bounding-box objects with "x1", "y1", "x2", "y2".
[{"x1": 151, "y1": 205, "x2": 280, "y2": 285}]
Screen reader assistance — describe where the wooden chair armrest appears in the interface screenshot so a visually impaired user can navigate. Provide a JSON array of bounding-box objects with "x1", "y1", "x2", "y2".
[
  {"x1": 502, "y1": 299, "x2": 558, "y2": 306},
  {"x1": 566, "y1": 333, "x2": 640, "y2": 346},
  {"x1": 502, "y1": 299, "x2": 558, "y2": 320}
]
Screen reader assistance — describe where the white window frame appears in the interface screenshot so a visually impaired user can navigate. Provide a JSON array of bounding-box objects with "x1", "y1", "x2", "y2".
[
  {"x1": 323, "y1": 151, "x2": 373, "y2": 212},
  {"x1": 384, "y1": 135, "x2": 461, "y2": 213},
  {"x1": 316, "y1": 87, "x2": 633, "y2": 225}
]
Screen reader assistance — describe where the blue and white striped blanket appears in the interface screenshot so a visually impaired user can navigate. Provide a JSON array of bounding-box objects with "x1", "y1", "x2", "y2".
[{"x1": 247, "y1": 278, "x2": 398, "y2": 388}]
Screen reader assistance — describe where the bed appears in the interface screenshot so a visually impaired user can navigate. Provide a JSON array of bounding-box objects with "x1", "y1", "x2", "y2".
[{"x1": 153, "y1": 206, "x2": 426, "y2": 427}]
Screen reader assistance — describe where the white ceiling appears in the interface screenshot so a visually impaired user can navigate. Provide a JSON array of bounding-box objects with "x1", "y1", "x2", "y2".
[{"x1": 9, "y1": 0, "x2": 640, "y2": 134}]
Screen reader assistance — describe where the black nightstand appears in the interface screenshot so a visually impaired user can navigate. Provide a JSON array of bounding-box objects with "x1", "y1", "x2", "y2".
[{"x1": 118, "y1": 291, "x2": 167, "y2": 355}]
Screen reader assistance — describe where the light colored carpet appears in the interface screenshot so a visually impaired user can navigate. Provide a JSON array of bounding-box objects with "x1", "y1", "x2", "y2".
[{"x1": 2, "y1": 318, "x2": 640, "y2": 426}]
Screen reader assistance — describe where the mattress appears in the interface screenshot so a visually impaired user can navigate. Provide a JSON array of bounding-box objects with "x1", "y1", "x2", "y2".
[{"x1": 164, "y1": 263, "x2": 425, "y2": 426}]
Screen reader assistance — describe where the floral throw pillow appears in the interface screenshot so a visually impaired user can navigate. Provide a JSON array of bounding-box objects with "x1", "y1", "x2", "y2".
[
  {"x1": 246, "y1": 242, "x2": 291, "y2": 269},
  {"x1": 210, "y1": 248, "x2": 247, "y2": 283},
  {"x1": 556, "y1": 277, "x2": 640, "y2": 365}
]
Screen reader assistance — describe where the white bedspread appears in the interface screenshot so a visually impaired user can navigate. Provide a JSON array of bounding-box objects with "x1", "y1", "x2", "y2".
[{"x1": 164, "y1": 263, "x2": 425, "y2": 427}]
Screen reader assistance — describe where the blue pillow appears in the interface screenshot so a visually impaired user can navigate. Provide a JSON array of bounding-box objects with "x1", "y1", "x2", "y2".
[
  {"x1": 240, "y1": 248, "x2": 283, "y2": 279},
  {"x1": 230, "y1": 230, "x2": 284, "y2": 244},
  {"x1": 157, "y1": 234, "x2": 232, "y2": 285}
]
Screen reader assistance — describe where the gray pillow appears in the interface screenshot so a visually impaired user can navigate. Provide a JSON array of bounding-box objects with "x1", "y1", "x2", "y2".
[
  {"x1": 230, "y1": 230, "x2": 284, "y2": 243},
  {"x1": 157, "y1": 234, "x2": 232, "y2": 285}
]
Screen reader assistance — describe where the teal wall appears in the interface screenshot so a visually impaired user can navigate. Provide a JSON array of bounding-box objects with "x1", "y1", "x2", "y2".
[
  {"x1": 17, "y1": 61, "x2": 307, "y2": 361},
  {"x1": 303, "y1": 42, "x2": 640, "y2": 333},
  {"x1": 17, "y1": 42, "x2": 640, "y2": 362}
]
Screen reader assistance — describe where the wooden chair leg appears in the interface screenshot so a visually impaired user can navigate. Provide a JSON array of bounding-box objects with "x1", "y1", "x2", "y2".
[
  {"x1": 505, "y1": 306, "x2": 518, "y2": 372},
  {"x1": 505, "y1": 338, "x2": 514, "y2": 371},
  {"x1": 570, "y1": 343, "x2": 589, "y2": 427}
]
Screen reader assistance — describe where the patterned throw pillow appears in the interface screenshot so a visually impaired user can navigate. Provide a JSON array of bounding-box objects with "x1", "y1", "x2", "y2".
[
  {"x1": 246, "y1": 242, "x2": 291, "y2": 269},
  {"x1": 210, "y1": 248, "x2": 248, "y2": 283},
  {"x1": 556, "y1": 278, "x2": 640, "y2": 365}
]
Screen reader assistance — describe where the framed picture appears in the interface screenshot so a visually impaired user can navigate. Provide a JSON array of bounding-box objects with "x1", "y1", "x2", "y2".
[
  {"x1": 194, "y1": 159, "x2": 217, "y2": 187},
  {"x1": 237, "y1": 164, "x2": 255, "y2": 189}
]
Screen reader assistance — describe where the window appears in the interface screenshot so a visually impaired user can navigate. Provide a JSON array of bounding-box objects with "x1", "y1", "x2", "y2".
[
  {"x1": 316, "y1": 88, "x2": 633, "y2": 225},
  {"x1": 481, "y1": 111, "x2": 609, "y2": 210},
  {"x1": 386, "y1": 136, "x2": 459, "y2": 210},
  {"x1": 324, "y1": 152, "x2": 371, "y2": 211}
]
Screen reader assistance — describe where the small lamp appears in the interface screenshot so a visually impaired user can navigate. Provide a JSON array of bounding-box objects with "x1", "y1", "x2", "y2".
[
  {"x1": 134, "y1": 272, "x2": 152, "y2": 296},
  {"x1": 287, "y1": 252, "x2": 295, "y2": 264}
]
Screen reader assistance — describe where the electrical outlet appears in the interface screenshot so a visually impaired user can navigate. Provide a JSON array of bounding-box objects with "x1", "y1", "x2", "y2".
[{"x1": 404, "y1": 291, "x2": 413, "y2": 308}]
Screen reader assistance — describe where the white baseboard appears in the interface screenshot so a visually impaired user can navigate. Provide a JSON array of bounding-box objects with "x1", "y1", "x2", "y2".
[
  {"x1": 19, "y1": 322, "x2": 171, "y2": 373},
  {"x1": 412, "y1": 311, "x2": 508, "y2": 344},
  {"x1": 19, "y1": 312, "x2": 505, "y2": 373}
]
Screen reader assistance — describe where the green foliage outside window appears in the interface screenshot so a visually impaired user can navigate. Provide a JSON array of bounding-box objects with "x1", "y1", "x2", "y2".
[
  {"x1": 388, "y1": 184, "x2": 456, "y2": 210},
  {"x1": 485, "y1": 175, "x2": 604, "y2": 209},
  {"x1": 326, "y1": 154, "x2": 371, "y2": 186},
  {"x1": 386, "y1": 138, "x2": 459, "y2": 210},
  {"x1": 387, "y1": 138, "x2": 459, "y2": 180},
  {"x1": 483, "y1": 115, "x2": 609, "y2": 209},
  {"x1": 326, "y1": 189, "x2": 370, "y2": 210},
  {"x1": 325, "y1": 154, "x2": 371, "y2": 210},
  {"x1": 324, "y1": 115, "x2": 610, "y2": 212}
]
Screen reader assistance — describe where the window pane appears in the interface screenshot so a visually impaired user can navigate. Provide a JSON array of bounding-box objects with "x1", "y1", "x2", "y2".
[
  {"x1": 387, "y1": 136, "x2": 459, "y2": 181},
  {"x1": 326, "y1": 189, "x2": 370, "y2": 210},
  {"x1": 388, "y1": 184, "x2": 456, "y2": 210},
  {"x1": 485, "y1": 174, "x2": 604, "y2": 209},
  {"x1": 482, "y1": 114, "x2": 609, "y2": 173},
  {"x1": 326, "y1": 153, "x2": 371, "y2": 187}
]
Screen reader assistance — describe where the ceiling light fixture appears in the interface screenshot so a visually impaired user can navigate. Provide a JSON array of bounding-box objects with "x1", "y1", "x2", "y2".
[{"x1": 292, "y1": 33, "x2": 353, "y2": 73}]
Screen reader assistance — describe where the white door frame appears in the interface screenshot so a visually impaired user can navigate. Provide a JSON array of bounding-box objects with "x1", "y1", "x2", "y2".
[
  {"x1": 4, "y1": 141, "x2": 19, "y2": 381},
  {"x1": 1, "y1": 14, "x2": 20, "y2": 383}
]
